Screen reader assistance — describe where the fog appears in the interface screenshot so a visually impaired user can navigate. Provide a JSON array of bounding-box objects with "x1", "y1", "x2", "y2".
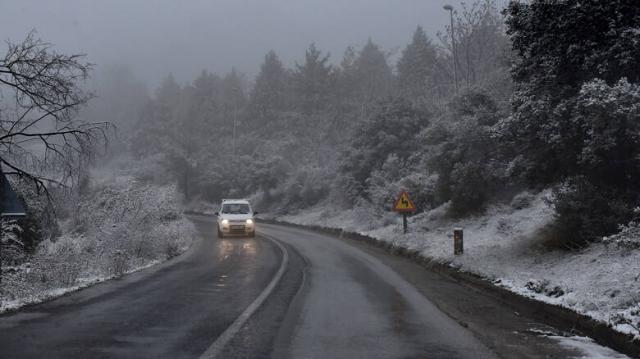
[
  {"x1": 0, "y1": 0, "x2": 492, "y2": 85},
  {"x1": 3, "y1": 4, "x2": 640, "y2": 355}
]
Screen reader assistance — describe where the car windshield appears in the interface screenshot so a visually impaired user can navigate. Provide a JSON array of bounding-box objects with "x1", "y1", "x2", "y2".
[{"x1": 221, "y1": 203, "x2": 250, "y2": 214}]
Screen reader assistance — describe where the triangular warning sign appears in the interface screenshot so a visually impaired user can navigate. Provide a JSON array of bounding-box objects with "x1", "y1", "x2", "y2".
[{"x1": 393, "y1": 191, "x2": 416, "y2": 213}]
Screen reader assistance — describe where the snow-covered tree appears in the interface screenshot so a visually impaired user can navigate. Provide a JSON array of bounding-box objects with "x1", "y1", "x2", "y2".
[
  {"x1": 438, "y1": 0, "x2": 509, "y2": 96},
  {"x1": 340, "y1": 97, "x2": 429, "y2": 196},
  {"x1": 0, "y1": 31, "x2": 110, "y2": 192},
  {"x1": 501, "y1": 0, "x2": 640, "y2": 242},
  {"x1": 248, "y1": 50, "x2": 290, "y2": 130},
  {"x1": 292, "y1": 44, "x2": 333, "y2": 115},
  {"x1": 397, "y1": 26, "x2": 439, "y2": 104},
  {"x1": 353, "y1": 39, "x2": 393, "y2": 104}
]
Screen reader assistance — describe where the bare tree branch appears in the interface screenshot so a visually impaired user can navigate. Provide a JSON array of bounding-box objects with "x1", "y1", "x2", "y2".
[{"x1": 0, "y1": 30, "x2": 112, "y2": 197}]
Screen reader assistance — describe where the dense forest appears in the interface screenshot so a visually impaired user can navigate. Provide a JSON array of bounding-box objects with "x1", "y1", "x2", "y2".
[
  {"x1": 104, "y1": 0, "x2": 638, "y2": 247},
  {"x1": 3, "y1": 0, "x2": 640, "y2": 259},
  {"x1": 126, "y1": 0, "x2": 508, "y2": 214}
]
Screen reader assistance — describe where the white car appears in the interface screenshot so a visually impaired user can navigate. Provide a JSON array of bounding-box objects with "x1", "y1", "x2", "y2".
[{"x1": 215, "y1": 199, "x2": 257, "y2": 238}]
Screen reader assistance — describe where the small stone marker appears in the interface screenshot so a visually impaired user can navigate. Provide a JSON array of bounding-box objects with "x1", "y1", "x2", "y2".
[{"x1": 454, "y1": 228, "x2": 463, "y2": 255}]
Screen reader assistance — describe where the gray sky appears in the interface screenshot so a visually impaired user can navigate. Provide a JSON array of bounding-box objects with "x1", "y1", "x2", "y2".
[{"x1": 1, "y1": 0, "x2": 506, "y2": 86}]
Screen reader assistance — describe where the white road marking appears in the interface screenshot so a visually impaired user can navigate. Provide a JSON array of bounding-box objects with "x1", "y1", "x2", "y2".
[{"x1": 199, "y1": 234, "x2": 289, "y2": 359}]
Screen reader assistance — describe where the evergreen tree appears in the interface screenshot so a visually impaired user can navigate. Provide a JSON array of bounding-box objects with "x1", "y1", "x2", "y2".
[
  {"x1": 293, "y1": 43, "x2": 333, "y2": 114},
  {"x1": 340, "y1": 97, "x2": 429, "y2": 195},
  {"x1": 502, "y1": 0, "x2": 640, "y2": 185},
  {"x1": 397, "y1": 26, "x2": 438, "y2": 103},
  {"x1": 501, "y1": 0, "x2": 640, "y2": 242},
  {"x1": 131, "y1": 75, "x2": 181, "y2": 158},
  {"x1": 219, "y1": 68, "x2": 247, "y2": 138},
  {"x1": 353, "y1": 38, "x2": 392, "y2": 103},
  {"x1": 336, "y1": 46, "x2": 358, "y2": 105},
  {"x1": 248, "y1": 50, "x2": 289, "y2": 128}
]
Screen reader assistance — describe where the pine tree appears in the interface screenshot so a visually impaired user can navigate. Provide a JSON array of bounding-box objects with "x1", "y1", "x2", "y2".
[
  {"x1": 501, "y1": 0, "x2": 640, "y2": 242},
  {"x1": 248, "y1": 50, "x2": 289, "y2": 128},
  {"x1": 397, "y1": 26, "x2": 438, "y2": 104},
  {"x1": 502, "y1": 0, "x2": 640, "y2": 186},
  {"x1": 354, "y1": 38, "x2": 392, "y2": 103},
  {"x1": 219, "y1": 68, "x2": 247, "y2": 137},
  {"x1": 292, "y1": 43, "x2": 333, "y2": 114},
  {"x1": 131, "y1": 75, "x2": 181, "y2": 158}
]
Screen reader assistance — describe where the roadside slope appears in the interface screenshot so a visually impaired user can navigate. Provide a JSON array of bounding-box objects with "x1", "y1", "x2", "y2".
[{"x1": 270, "y1": 192, "x2": 640, "y2": 357}]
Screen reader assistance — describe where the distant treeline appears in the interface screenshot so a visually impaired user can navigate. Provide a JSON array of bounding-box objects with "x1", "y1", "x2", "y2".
[{"x1": 123, "y1": 0, "x2": 640, "y2": 246}]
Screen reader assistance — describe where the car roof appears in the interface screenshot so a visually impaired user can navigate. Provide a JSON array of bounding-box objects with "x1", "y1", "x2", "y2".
[{"x1": 221, "y1": 199, "x2": 250, "y2": 204}]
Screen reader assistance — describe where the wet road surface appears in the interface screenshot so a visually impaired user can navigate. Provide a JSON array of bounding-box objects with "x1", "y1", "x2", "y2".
[
  {"x1": 0, "y1": 216, "x2": 281, "y2": 358},
  {"x1": 261, "y1": 224, "x2": 494, "y2": 359},
  {"x1": 0, "y1": 215, "x2": 588, "y2": 358}
]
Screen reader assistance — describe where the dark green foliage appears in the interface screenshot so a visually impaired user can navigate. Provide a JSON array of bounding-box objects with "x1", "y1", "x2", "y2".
[
  {"x1": 340, "y1": 97, "x2": 429, "y2": 196},
  {"x1": 550, "y1": 79, "x2": 640, "y2": 243},
  {"x1": 352, "y1": 39, "x2": 393, "y2": 102},
  {"x1": 506, "y1": 0, "x2": 640, "y2": 92},
  {"x1": 292, "y1": 44, "x2": 333, "y2": 115},
  {"x1": 129, "y1": 4, "x2": 516, "y2": 221},
  {"x1": 503, "y1": 0, "x2": 640, "y2": 243},
  {"x1": 397, "y1": 26, "x2": 439, "y2": 103},
  {"x1": 502, "y1": 0, "x2": 640, "y2": 185},
  {"x1": 11, "y1": 179, "x2": 59, "y2": 252},
  {"x1": 248, "y1": 51, "x2": 290, "y2": 130},
  {"x1": 552, "y1": 177, "x2": 633, "y2": 247},
  {"x1": 424, "y1": 89, "x2": 505, "y2": 216}
]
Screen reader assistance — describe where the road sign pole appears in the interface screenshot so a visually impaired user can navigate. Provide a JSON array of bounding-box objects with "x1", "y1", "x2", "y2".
[
  {"x1": 403, "y1": 213, "x2": 407, "y2": 234},
  {"x1": 393, "y1": 191, "x2": 416, "y2": 235}
]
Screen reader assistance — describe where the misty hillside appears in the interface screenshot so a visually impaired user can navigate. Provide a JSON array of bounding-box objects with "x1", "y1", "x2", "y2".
[{"x1": 2, "y1": 0, "x2": 640, "y2": 351}]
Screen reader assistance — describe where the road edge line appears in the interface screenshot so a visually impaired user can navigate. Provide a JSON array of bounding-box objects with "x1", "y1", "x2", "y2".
[
  {"x1": 199, "y1": 234, "x2": 289, "y2": 359},
  {"x1": 259, "y1": 219, "x2": 640, "y2": 358}
]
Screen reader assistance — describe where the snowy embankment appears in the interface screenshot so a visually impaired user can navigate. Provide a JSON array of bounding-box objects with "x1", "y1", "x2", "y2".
[
  {"x1": 0, "y1": 176, "x2": 196, "y2": 313},
  {"x1": 278, "y1": 190, "x2": 640, "y2": 340}
]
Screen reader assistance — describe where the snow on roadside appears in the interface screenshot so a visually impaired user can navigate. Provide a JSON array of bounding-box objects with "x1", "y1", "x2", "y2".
[
  {"x1": 0, "y1": 177, "x2": 197, "y2": 314},
  {"x1": 279, "y1": 190, "x2": 640, "y2": 339},
  {"x1": 549, "y1": 335, "x2": 631, "y2": 359},
  {"x1": 0, "y1": 259, "x2": 160, "y2": 313}
]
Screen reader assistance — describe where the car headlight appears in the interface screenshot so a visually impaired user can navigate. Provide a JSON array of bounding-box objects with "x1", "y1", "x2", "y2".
[
  {"x1": 221, "y1": 219, "x2": 229, "y2": 225},
  {"x1": 246, "y1": 219, "x2": 253, "y2": 224}
]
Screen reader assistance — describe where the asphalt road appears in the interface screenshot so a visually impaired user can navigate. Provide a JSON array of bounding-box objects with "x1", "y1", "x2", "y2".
[{"x1": 0, "y1": 215, "x2": 586, "y2": 358}]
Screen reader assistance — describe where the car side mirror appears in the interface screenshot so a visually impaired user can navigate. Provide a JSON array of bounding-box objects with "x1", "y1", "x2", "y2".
[
  {"x1": 253, "y1": 211, "x2": 259, "y2": 215},
  {"x1": 214, "y1": 212, "x2": 219, "y2": 216}
]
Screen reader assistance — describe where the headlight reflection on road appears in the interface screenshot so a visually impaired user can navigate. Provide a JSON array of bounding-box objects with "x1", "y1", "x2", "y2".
[
  {"x1": 217, "y1": 239, "x2": 257, "y2": 261},
  {"x1": 242, "y1": 241, "x2": 256, "y2": 256},
  {"x1": 218, "y1": 240, "x2": 235, "y2": 260}
]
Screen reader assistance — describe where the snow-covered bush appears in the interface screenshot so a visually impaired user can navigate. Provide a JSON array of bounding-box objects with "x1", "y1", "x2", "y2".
[
  {"x1": 8, "y1": 179, "x2": 59, "y2": 252},
  {"x1": 504, "y1": 76, "x2": 640, "y2": 244},
  {"x1": 603, "y1": 209, "x2": 640, "y2": 249},
  {"x1": 0, "y1": 176, "x2": 196, "y2": 311},
  {"x1": 339, "y1": 97, "x2": 430, "y2": 198},
  {"x1": 553, "y1": 176, "x2": 631, "y2": 247},
  {"x1": 510, "y1": 191, "x2": 535, "y2": 210},
  {"x1": 273, "y1": 165, "x2": 332, "y2": 212},
  {"x1": 422, "y1": 89, "x2": 507, "y2": 217},
  {"x1": 31, "y1": 235, "x2": 86, "y2": 287},
  {"x1": 365, "y1": 155, "x2": 437, "y2": 212}
]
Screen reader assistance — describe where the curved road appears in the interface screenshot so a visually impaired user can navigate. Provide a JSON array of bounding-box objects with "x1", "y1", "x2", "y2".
[{"x1": 0, "y1": 215, "x2": 587, "y2": 358}]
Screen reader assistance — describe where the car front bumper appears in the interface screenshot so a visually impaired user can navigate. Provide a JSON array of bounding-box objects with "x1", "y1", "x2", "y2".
[{"x1": 221, "y1": 222, "x2": 255, "y2": 235}]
